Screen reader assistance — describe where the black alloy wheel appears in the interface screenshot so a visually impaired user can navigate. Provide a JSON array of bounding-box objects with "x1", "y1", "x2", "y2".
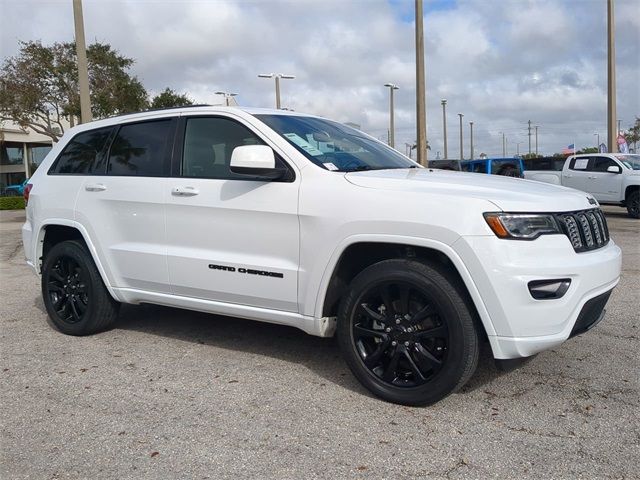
[
  {"x1": 46, "y1": 255, "x2": 90, "y2": 324},
  {"x1": 42, "y1": 240, "x2": 120, "y2": 335},
  {"x1": 337, "y1": 259, "x2": 479, "y2": 406},
  {"x1": 352, "y1": 281, "x2": 448, "y2": 388}
]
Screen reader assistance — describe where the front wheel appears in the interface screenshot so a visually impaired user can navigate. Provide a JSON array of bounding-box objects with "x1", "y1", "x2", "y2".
[
  {"x1": 627, "y1": 190, "x2": 640, "y2": 219},
  {"x1": 42, "y1": 240, "x2": 120, "y2": 335},
  {"x1": 337, "y1": 259, "x2": 479, "y2": 406}
]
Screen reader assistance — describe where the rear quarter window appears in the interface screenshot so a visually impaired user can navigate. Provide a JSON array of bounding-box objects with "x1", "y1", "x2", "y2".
[{"x1": 48, "y1": 127, "x2": 114, "y2": 175}]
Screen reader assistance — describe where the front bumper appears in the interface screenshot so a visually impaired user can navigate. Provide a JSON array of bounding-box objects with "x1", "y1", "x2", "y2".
[{"x1": 453, "y1": 234, "x2": 621, "y2": 359}]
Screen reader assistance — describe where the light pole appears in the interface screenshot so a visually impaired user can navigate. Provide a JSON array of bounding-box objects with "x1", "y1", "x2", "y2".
[
  {"x1": 457, "y1": 113, "x2": 464, "y2": 160},
  {"x1": 258, "y1": 73, "x2": 295, "y2": 109},
  {"x1": 617, "y1": 119, "x2": 622, "y2": 134},
  {"x1": 441, "y1": 99, "x2": 448, "y2": 159},
  {"x1": 214, "y1": 91, "x2": 238, "y2": 106},
  {"x1": 500, "y1": 132, "x2": 506, "y2": 157},
  {"x1": 535, "y1": 125, "x2": 539, "y2": 156},
  {"x1": 607, "y1": 0, "x2": 617, "y2": 153},
  {"x1": 594, "y1": 132, "x2": 600, "y2": 148},
  {"x1": 73, "y1": 0, "x2": 91, "y2": 124},
  {"x1": 469, "y1": 121, "x2": 474, "y2": 160},
  {"x1": 415, "y1": 0, "x2": 427, "y2": 165},
  {"x1": 527, "y1": 120, "x2": 532, "y2": 155},
  {"x1": 384, "y1": 83, "x2": 400, "y2": 148},
  {"x1": 516, "y1": 141, "x2": 523, "y2": 156}
]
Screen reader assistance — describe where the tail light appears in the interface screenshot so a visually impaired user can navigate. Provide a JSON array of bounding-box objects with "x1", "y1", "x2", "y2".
[{"x1": 24, "y1": 183, "x2": 33, "y2": 206}]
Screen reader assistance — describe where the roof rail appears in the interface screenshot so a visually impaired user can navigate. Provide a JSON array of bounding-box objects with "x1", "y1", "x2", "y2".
[{"x1": 102, "y1": 104, "x2": 213, "y2": 121}]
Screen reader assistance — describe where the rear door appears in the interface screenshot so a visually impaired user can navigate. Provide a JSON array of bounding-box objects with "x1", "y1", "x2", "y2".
[
  {"x1": 75, "y1": 117, "x2": 176, "y2": 293},
  {"x1": 562, "y1": 156, "x2": 591, "y2": 193},
  {"x1": 164, "y1": 114, "x2": 300, "y2": 312}
]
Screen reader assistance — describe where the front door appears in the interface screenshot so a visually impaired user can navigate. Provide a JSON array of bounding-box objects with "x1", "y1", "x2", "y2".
[
  {"x1": 164, "y1": 115, "x2": 300, "y2": 312},
  {"x1": 584, "y1": 156, "x2": 623, "y2": 202}
]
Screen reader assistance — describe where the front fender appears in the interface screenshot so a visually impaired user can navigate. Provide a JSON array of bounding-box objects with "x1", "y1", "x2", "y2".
[{"x1": 311, "y1": 233, "x2": 497, "y2": 338}]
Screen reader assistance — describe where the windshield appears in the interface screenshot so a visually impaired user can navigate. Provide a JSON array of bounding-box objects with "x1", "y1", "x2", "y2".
[
  {"x1": 256, "y1": 114, "x2": 418, "y2": 172},
  {"x1": 616, "y1": 154, "x2": 640, "y2": 170}
]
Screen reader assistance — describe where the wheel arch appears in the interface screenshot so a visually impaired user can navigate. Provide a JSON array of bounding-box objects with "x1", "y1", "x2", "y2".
[
  {"x1": 625, "y1": 184, "x2": 639, "y2": 201},
  {"x1": 35, "y1": 219, "x2": 121, "y2": 301},
  {"x1": 315, "y1": 235, "x2": 497, "y2": 340}
]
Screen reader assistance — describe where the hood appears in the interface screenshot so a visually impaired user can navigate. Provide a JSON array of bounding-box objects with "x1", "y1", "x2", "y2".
[{"x1": 345, "y1": 168, "x2": 595, "y2": 212}]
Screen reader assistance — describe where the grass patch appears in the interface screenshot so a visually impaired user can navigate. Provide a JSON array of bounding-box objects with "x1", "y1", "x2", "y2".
[{"x1": 0, "y1": 196, "x2": 25, "y2": 210}]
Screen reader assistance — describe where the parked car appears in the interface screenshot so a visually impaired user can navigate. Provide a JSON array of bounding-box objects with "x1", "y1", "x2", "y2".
[
  {"x1": 22, "y1": 106, "x2": 622, "y2": 406},
  {"x1": 3, "y1": 179, "x2": 28, "y2": 196},
  {"x1": 524, "y1": 153, "x2": 640, "y2": 218},
  {"x1": 461, "y1": 157, "x2": 524, "y2": 177}
]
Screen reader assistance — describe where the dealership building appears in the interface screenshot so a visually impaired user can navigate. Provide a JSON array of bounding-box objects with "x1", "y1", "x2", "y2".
[{"x1": 0, "y1": 122, "x2": 55, "y2": 189}]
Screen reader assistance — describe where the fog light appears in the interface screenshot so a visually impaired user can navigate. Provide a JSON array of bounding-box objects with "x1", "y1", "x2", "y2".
[{"x1": 528, "y1": 279, "x2": 571, "y2": 300}]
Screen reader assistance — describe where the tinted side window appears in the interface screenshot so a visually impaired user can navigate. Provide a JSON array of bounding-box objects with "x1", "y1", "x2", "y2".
[
  {"x1": 50, "y1": 127, "x2": 113, "y2": 175},
  {"x1": 182, "y1": 117, "x2": 266, "y2": 179},
  {"x1": 590, "y1": 157, "x2": 618, "y2": 172},
  {"x1": 107, "y1": 120, "x2": 171, "y2": 176},
  {"x1": 474, "y1": 162, "x2": 487, "y2": 173}
]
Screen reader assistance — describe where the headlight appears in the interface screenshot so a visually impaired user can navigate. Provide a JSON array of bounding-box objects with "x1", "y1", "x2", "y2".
[{"x1": 484, "y1": 213, "x2": 561, "y2": 240}]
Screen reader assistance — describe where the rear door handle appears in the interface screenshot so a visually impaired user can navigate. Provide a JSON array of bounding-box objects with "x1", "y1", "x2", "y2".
[
  {"x1": 85, "y1": 183, "x2": 107, "y2": 192},
  {"x1": 172, "y1": 186, "x2": 199, "y2": 196}
]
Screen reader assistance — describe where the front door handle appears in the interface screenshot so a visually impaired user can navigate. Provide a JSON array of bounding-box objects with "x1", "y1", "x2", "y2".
[
  {"x1": 85, "y1": 183, "x2": 107, "y2": 192},
  {"x1": 172, "y1": 186, "x2": 199, "y2": 197}
]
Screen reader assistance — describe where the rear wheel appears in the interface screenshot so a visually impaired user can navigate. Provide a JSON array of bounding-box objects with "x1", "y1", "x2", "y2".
[
  {"x1": 42, "y1": 240, "x2": 119, "y2": 335},
  {"x1": 337, "y1": 259, "x2": 479, "y2": 406},
  {"x1": 627, "y1": 190, "x2": 640, "y2": 219}
]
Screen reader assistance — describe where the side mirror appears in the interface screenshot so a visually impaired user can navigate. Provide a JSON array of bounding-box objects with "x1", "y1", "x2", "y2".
[
  {"x1": 607, "y1": 165, "x2": 622, "y2": 174},
  {"x1": 230, "y1": 145, "x2": 285, "y2": 180}
]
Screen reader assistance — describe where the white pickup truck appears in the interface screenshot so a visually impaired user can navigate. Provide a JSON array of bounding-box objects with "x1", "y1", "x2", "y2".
[
  {"x1": 524, "y1": 153, "x2": 640, "y2": 218},
  {"x1": 22, "y1": 106, "x2": 622, "y2": 405}
]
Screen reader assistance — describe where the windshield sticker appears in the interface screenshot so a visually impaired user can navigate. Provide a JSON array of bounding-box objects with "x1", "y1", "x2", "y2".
[
  {"x1": 283, "y1": 133, "x2": 323, "y2": 156},
  {"x1": 573, "y1": 159, "x2": 589, "y2": 170},
  {"x1": 323, "y1": 162, "x2": 339, "y2": 171}
]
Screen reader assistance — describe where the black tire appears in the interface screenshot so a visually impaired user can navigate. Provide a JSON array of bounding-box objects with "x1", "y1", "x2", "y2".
[
  {"x1": 627, "y1": 190, "x2": 640, "y2": 219},
  {"x1": 337, "y1": 259, "x2": 479, "y2": 406},
  {"x1": 41, "y1": 240, "x2": 119, "y2": 335}
]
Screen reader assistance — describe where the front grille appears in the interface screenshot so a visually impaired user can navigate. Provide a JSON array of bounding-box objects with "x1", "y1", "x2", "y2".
[{"x1": 555, "y1": 208, "x2": 609, "y2": 253}]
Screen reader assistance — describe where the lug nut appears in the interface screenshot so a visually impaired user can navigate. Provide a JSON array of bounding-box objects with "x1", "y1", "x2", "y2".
[
  {"x1": 395, "y1": 319, "x2": 401, "y2": 324},
  {"x1": 407, "y1": 327, "x2": 413, "y2": 333},
  {"x1": 385, "y1": 327, "x2": 391, "y2": 332},
  {"x1": 391, "y1": 341, "x2": 397, "y2": 346},
  {"x1": 404, "y1": 341, "x2": 410, "y2": 347}
]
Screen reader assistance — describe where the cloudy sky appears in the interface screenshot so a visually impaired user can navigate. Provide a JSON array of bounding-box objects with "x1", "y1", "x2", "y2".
[{"x1": 1, "y1": 0, "x2": 639, "y2": 157}]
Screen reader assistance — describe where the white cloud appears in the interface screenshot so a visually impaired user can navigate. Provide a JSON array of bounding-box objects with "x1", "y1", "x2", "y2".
[{"x1": 1, "y1": 0, "x2": 638, "y2": 156}]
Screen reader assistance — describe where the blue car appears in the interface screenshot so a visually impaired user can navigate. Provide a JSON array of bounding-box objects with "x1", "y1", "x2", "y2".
[
  {"x1": 460, "y1": 157, "x2": 524, "y2": 178},
  {"x1": 3, "y1": 179, "x2": 29, "y2": 196}
]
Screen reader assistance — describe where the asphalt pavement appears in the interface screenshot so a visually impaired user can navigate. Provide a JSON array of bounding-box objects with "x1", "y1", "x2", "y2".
[{"x1": 0, "y1": 206, "x2": 638, "y2": 479}]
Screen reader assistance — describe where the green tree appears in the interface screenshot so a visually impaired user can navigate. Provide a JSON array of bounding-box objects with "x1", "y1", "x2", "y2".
[
  {"x1": 150, "y1": 88, "x2": 194, "y2": 109},
  {"x1": 576, "y1": 147, "x2": 598, "y2": 154},
  {"x1": 522, "y1": 153, "x2": 542, "y2": 159},
  {"x1": 0, "y1": 40, "x2": 148, "y2": 141},
  {"x1": 623, "y1": 117, "x2": 640, "y2": 152}
]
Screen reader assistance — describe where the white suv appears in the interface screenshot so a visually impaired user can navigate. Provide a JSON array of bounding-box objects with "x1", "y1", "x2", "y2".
[{"x1": 22, "y1": 106, "x2": 622, "y2": 405}]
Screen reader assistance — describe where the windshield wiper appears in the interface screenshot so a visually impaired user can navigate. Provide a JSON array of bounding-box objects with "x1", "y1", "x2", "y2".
[{"x1": 340, "y1": 165, "x2": 376, "y2": 172}]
